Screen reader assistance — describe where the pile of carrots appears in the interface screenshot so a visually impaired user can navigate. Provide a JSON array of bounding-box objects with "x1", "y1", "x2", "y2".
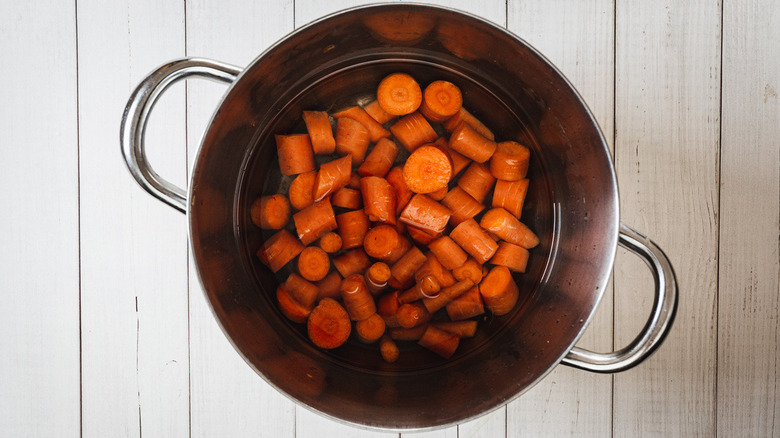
[{"x1": 253, "y1": 72, "x2": 538, "y2": 362}]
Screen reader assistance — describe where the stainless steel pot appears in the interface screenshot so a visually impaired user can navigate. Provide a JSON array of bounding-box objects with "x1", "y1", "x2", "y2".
[{"x1": 120, "y1": 3, "x2": 676, "y2": 431}]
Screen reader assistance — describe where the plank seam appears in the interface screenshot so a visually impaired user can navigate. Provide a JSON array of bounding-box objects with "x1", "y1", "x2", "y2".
[
  {"x1": 715, "y1": 0, "x2": 723, "y2": 436},
  {"x1": 74, "y1": 0, "x2": 83, "y2": 436}
]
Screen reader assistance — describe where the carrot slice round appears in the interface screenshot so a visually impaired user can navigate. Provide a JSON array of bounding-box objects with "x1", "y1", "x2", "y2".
[
  {"x1": 377, "y1": 73, "x2": 423, "y2": 116},
  {"x1": 420, "y1": 80, "x2": 463, "y2": 123},
  {"x1": 402, "y1": 145, "x2": 453, "y2": 194},
  {"x1": 307, "y1": 298, "x2": 351, "y2": 349}
]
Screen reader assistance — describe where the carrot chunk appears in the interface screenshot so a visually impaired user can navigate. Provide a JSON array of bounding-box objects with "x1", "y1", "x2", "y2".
[
  {"x1": 336, "y1": 210, "x2": 370, "y2": 250},
  {"x1": 377, "y1": 290, "x2": 402, "y2": 328},
  {"x1": 435, "y1": 137, "x2": 471, "y2": 176},
  {"x1": 258, "y1": 229, "x2": 304, "y2": 272},
  {"x1": 334, "y1": 105, "x2": 392, "y2": 143},
  {"x1": 420, "y1": 80, "x2": 463, "y2": 123},
  {"x1": 315, "y1": 270, "x2": 342, "y2": 301},
  {"x1": 379, "y1": 334, "x2": 400, "y2": 362},
  {"x1": 276, "y1": 134, "x2": 316, "y2": 175},
  {"x1": 335, "y1": 117, "x2": 371, "y2": 165},
  {"x1": 422, "y1": 279, "x2": 474, "y2": 314},
  {"x1": 479, "y1": 266, "x2": 520, "y2": 316},
  {"x1": 398, "y1": 194, "x2": 452, "y2": 237},
  {"x1": 360, "y1": 176, "x2": 397, "y2": 225},
  {"x1": 364, "y1": 99, "x2": 396, "y2": 125},
  {"x1": 358, "y1": 137, "x2": 399, "y2": 177},
  {"x1": 490, "y1": 241, "x2": 531, "y2": 273},
  {"x1": 313, "y1": 155, "x2": 352, "y2": 202},
  {"x1": 293, "y1": 198, "x2": 338, "y2": 245},
  {"x1": 402, "y1": 145, "x2": 453, "y2": 194},
  {"x1": 390, "y1": 112, "x2": 438, "y2": 153},
  {"x1": 297, "y1": 246, "x2": 331, "y2": 282},
  {"x1": 288, "y1": 171, "x2": 317, "y2": 210},
  {"x1": 449, "y1": 218, "x2": 499, "y2": 264},
  {"x1": 332, "y1": 248, "x2": 372, "y2": 278},
  {"x1": 277, "y1": 285, "x2": 311, "y2": 324},
  {"x1": 406, "y1": 225, "x2": 439, "y2": 246},
  {"x1": 385, "y1": 166, "x2": 414, "y2": 214},
  {"x1": 363, "y1": 224, "x2": 401, "y2": 260},
  {"x1": 492, "y1": 178, "x2": 529, "y2": 219},
  {"x1": 448, "y1": 121, "x2": 497, "y2": 163},
  {"x1": 418, "y1": 325, "x2": 459, "y2": 359},
  {"x1": 445, "y1": 285, "x2": 485, "y2": 321},
  {"x1": 458, "y1": 162, "x2": 496, "y2": 204},
  {"x1": 318, "y1": 232, "x2": 342, "y2": 254},
  {"x1": 377, "y1": 73, "x2": 422, "y2": 116},
  {"x1": 307, "y1": 298, "x2": 351, "y2": 349},
  {"x1": 431, "y1": 320, "x2": 478, "y2": 338},
  {"x1": 415, "y1": 252, "x2": 456, "y2": 288},
  {"x1": 340, "y1": 274, "x2": 377, "y2": 321},
  {"x1": 302, "y1": 110, "x2": 336, "y2": 154},
  {"x1": 389, "y1": 324, "x2": 428, "y2": 341},
  {"x1": 389, "y1": 246, "x2": 427, "y2": 290},
  {"x1": 398, "y1": 275, "x2": 440, "y2": 304},
  {"x1": 365, "y1": 262, "x2": 392, "y2": 295},
  {"x1": 452, "y1": 257, "x2": 484, "y2": 284},
  {"x1": 283, "y1": 273, "x2": 320, "y2": 309},
  {"x1": 250, "y1": 194, "x2": 291, "y2": 230},
  {"x1": 490, "y1": 141, "x2": 530, "y2": 181},
  {"x1": 428, "y1": 236, "x2": 468, "y2": 270},
  {"x1": 479, "y1": 207, "x2": 540, "y2": 249},
  {"x1": 441, "y1": 187, "x2": 485, "y2": 226},
  {"x1": 330, "y1": 187, "x2": 363, "y2": 210},
  {"x1": 396, "y1": 302, "x2": 432, "y2": 328},
  {"x1": 356, "y1": 313, "x2": 386, "y2": 343},
  {"x1": 443, "y1": 107, "x2": 495, "y2": 140}
]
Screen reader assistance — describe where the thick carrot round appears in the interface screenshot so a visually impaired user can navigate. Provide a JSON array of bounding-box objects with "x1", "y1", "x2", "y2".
[
  {"x1": 389, "y1": 246, "x2": 427, "y2": 290},
  {"x1": 422, "y1": 279, "x2": 474, "y2": 314},
  {"x1": 347, "y1": 172, "x2": 362, "y2": 189},
  {"x1": 318, "y1": 232, "x2": 342, "y2": 253},
  {"x1": 406, "y1": 225, "x2": 439, "y2": 246},
  {"x1": 441, "y1": 187, "x2": 485, "y2": 226},
  {"x1": 448, "y1": 121, "x2": 497, "y2": 163},
  {"x1": 293, "y1": 198, "x2": 338, "y2": 245},
  {"x1": 428, "y1": 186, "x2": 448, "y2": 201},
  {"x1": 398, "y1": 194, "x2": 452, "y2": 237},
  {"x1": 431, "y1": 320, "x2": 478, "y2": 338},
  {"x1": 458, "y1": 161, "x2": 497, "y2": 204},
  {"x1": 335, "y1": 117, "x2": 371, "y2": 165},
  {"x1": 302, "y1": 110, "x2": 336, "y2": 155},
  {"x1": 396, "y1": 302, "x2": 431, "y2": 328},
  {"x1": 452, "y1": 257, "x2": 484, "y2": 284},
  {"x1": 250, "y1": 194, "x2": 290, "y2": 230},
  {"x1": 340, "y1": 274, "x2": 376, "y2": 321},
  {"x1": 390, "y1": 111, "x2": 438, "y2": 153},
  {"x1": 402, "y1": 145, "x2": 453, "y2": 194},
  {"x1": 492, "y1": 178, "x2": 529, "y2": 219},
  {"x1": 415, "y1": 252, "x2": 456, "y2": 288},
  {"x1": 490, "y1": 241, "x2": 531, "y2": 273},
  {"x1": 315, "y1": 270, "x2": 342, "y2": 301},
  {"x1": 363, "y1": 224, "x2": 401, "y2": 260},
  {"x1": 258, "y1": 229, "x2": 304, "y2": 273},
  {"x1": 364, "y1": 99, "x2": 396, "y2": 125},
  {"x1": 283, "y1": 273, "x2": 320, "y2": 309},
  {"x1": 418, "y1": 325, "x2": 459, "y2": 359},
  {"x1": 277, "y1": 285, "x2": 311, "y2": 324},
  {"x1": 313, "y1": 154, "x2": 352, "y2": 201},
  {"x1": 383, "y1": 235, "x2": 413, "y2": 265},
  {"x1": 479, "y1": 266, "x2": 519, "y2": 316},
  {"x1": 332, "y1": 248, "x2": 372, "y2": 278},
  {"x1": 276, "y1": 134, "x2": 316, "y2": 175},
  {"x1": 297, "y1": 246, "x2": 331, "y2": 282},
  {"x1": 398, "y1": 275, "x2": 440, "y2": 304},
  {"x1": 360, "y1": 176, "x2": 397, "y2": 225},
  {"x1": 435, "y1": 137, "x2": 471, "y2": 176},
  {"x1": 449, "y1": 218, "x2": 499, "y2": 264},
  {"x1": 490, "y1": 141, "x2": 530, "y2": 181},
  {"x1": 307, "y1": 297, "x2": 351, "y2": 349},
  {"x1": 333, "y1": 105, "x2": 392, "y2": 143},
  {"x1": 420, "y1": 80, "x2": 463, "y2": 123},
  {"x1": 358, "y1": 138, "x2": 399, "y2": 178},
  {"x1": 443, "y1": 107, "x2": 495, "y2": 141},
  {"x1": 479, "y1": 207, "x2": 540, "y2": 249},
  {"x1": 379, "y1": 334, "x2": 400, "y2": 363},
  {"x1": 389, "y1": 324, "x2": 428, "y2": 341},
  {"x1": 385, "y1": 166, "x2": 414, "y2": 214},
  {"x1": 356, "y1": 313, "x2": 386, "y2": 343},
  {"x1": 377, "y1": 72, "x2": 422, "y2": 116},
  {"x1": 445, "y1": 285, "x2": 485, "y2": 321},
  {"x1": 428, "y1": 236, "x2": 468, "y2": 270},
  {"x1": 365, "y1": 262, "x2": 391, "y2": 295},
  {"x1": 288, "y1": 171, "x2": 316, "y2": 210},
  {"x1": 331, "y1": 187, "x2": 363, "y2": 210},
  {"x1": 336, "y1": 209, "x2": 370, "y2": 250},
  {"x1": 377, "y1": 290, "x2": 401, "y2": 328}
]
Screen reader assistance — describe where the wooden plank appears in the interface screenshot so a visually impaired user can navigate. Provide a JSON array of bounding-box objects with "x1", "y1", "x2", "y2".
[
  {"x1": 718, "y1": 0, "x2": 780, "y2": 435},
  {"x1": 612, "y1": 0, "x2": 720, "y2": 436},
  {"x1": 505, "y1": 1, "x2": 615, "y2": 435},
  {"x1": 78, "y1": 0, "x2": 189, "y2": 436},
  {"x1": 0, "y1": 1, "x2": 80, "y2": 436},
  {"x1": 184, "y1": 1, "x2": 297, "y2": 437}
]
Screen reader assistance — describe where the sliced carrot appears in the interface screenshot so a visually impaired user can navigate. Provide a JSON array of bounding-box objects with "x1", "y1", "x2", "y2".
[
  {"x1": 313, "y1": 154, "x2": 352, "y2": 202},
  {"x1": 383, "y1": 235, "x2": 413, "y2": 265},
  {"x1": 431, "y1": 320, "x2": 478, "y2": 338},
  {"x1": 379, "y1": 334, "x2": 400, "y2": 363},
  {"x1": 363, "y1": 224, "x2": 401, "y2": 260},
  {"x1": 435, "y1": 137, "x2": 471, "y2": 177},
  {"x1": 336, "y1": 209, "x2": 370, "y2": 250},
  {"x1": 389, "y1": 324, "x2": 428, "y2": 341},
  {"x1": 335, "y1": 117, "x2": 371, "y2": 165},
  {"x1": 398, "y1": 275, "x2": 441, "y2": 304},
  {"x1": 479, "y1": 207, "x2": 540, "y2": 249},
  {"x1": 492, "y1": 178, "x2": 529, "y2": 219},
  {"x1": 331, "y1": 186, "x2": 363, "y2": 210},
  {"x1": 390, "y1": 111, "x2": 438, "y2": 153},
  {"x1": 276, "y1": 133, "x2": 316, "y2": 175},
  {"x1": 490, "y1": 241, "x2": 531, "y2": 273},
  {"x1": 479, "y1": 266, "x2": 520, "y2": 316},
  {"x1": 420, "y1": 80, "x2": 463, "y2": 123},
  {"x1": 364, "y1": 99, "x2": 396, "y2": 125},
  {"x1": 402, "y1": 145, "x2": 453, "y2": 194},
  {"x1": 315, "y1": 270, "x2": 342, "y2": 301},
  {"x1": 283, "y1": 273, "x2": 320, "y2": 309},
  {"x1": 448, "y1": 121, "x2": 497, "y2": 163},
  {"x1": 377, "y1": 73, "x2": 422, "y2": 116},
  {"x1": 445, "y1": 285, "x2": 485, "y2": 321},
  {"x1": 347, "y1": 172, "x2": 362, "y2": 189},
  {"x1": 449, "y1": 218, "x2": 499, "y2": 264},
  {"x1": 332, "y1": 248, "x2": 372, "y2": 278},
  {"x1": 452, "y1": 257, "x2": 484, "y2": 284},
  {"x1": 293, "y1": 198, "x2": 338, "y2": 245},
  {"x1": 358, "y1": 138, "x2": 399, "y2": 178},
  {"x1": 318, "y1": 232, "x2": 342, "y2": 254},
  {"x1": 250, "y1": 194, "x2": 290, "y2": 230},
  {"x1": 406, "y1": 225, "x2": 439, "y2": 246},
  {"x1": 458, "y1": 161, "x2": 496, "y2": 204},
  {"x1": 276, "y1": 285, "x2": 311, "y2": 324},
  {"x1": 297, "y1": 246, "x2": 331, "y2": 282},
  {"x1": 389, "y1": 246, "x2": 427, "y2": 290},
  {"x1": 307, "y1": 298, "x2": 351, "y2": 349},
  {"x1": 385, "y1": 166, "x2": 414, "y2": 214},
  {"x1": 398, "y1": 194, "x2": 452, "y2": 237},
  {"x1": 355, "y1": 313, "x2": 386, "y2": 343},
  {"x1": 422, "y1": 279, "x2": 474, "y2": 314},
  {"x1": 396, "y1": 302, "x2": 432, "y2": 328},
  {"x1": 428, "y1": 236, "x2": 468, "y2": 270},
  {"x1": 288, "y1": 171, "x2": 317, "y2": 210},
  {"x1": 365, "y1": 262, "x2": 391, "y2": 295},
  {"x1": 490, "y1": 141, "x2": 530, "y2": 181},
  {"x1": 363, "y1": 12, "x2": 435, "y2": 45},
  {"x1": 427, "y1": 186, "x2": 448, "y2": 201},
  {"x1": 302, "y1": 110, "x2": 336, "y2": 154},
  {"x1": 418, "y1": 325, "x2": 459, "y2": 359},
  {"x1": 258, "y1": 229, "x2": 304, "y2": 273},
  {"x1": 377, "y1": 290, "x2": 401, "y2": 328},
  {"x1": 443, "y1": 107, "x2": 495, "y2": 141},
  {"x1": 360, "y1": 176, "x2": 397, "y2": 225},
  {"x1": 334, "y1": 105, "x2": 392, "y2": 143},
  {"x1": 415, "y1": 252, "x2": 456, "y2": 288},
  {"x1": 441, "y1": 187, "x2": 485, "y2": 226},
  {"x1": 340, "y1": 274, "x2": 376, "y2": 321}
]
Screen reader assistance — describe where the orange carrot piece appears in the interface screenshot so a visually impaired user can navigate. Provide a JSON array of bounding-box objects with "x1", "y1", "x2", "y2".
[
  {"x1": 336, "y1": 210, "x2": 370, "y2": 250},
  {"x1": 335, "y1": 117, "x2": 371, "y2": 165},
  {"x1": 441, "y1": 187, "x2": 485, "y2": 226},
  {"x1": 431, "y1": 320, "x2": 478, "y2": 338},
  {"x1": 445, "y1": 285, "x2": 485, "y2": 320},
  {"x1": 435, "y1": 137, "x2": 471, "y2": 177},
  {"x1": 365, "y1": 262, "x2": 391, "y2": 295},
  {"x1": 330, "y1": 187, "x2": 363, "y2": 210},
  {"x1": 490, "y1": 241, "x2": 531, "y2": 273},
  {"x1": 396, "y1": 302, "x2": 432, "y2": 328},
  {"x1": 415, "y1": 252, "x2": 456, "y2": 288},
  {"x1": 452, "y1": 257, "x2": 484, "y2": 284},
  {"x1": 398, "y1": 275, "x2": 441, "y2": 304},
  {"x1": 297, "y1": 246, "x2": 331, "y2": 282},
  {"x1": 385, "y1": 166, "x2": 414, "y2": 214},
  {"x1": 379, "y1": 334, "x2": 400, "y2": 362},
  {"x1": 406, "y1": 225, "x2": 439, "y2": 246},
  {"x1": 302, "y1": 110, "x2": 336, "y2": 154},
  {"x1": 276, "y1": 134, "x2": 316, "y2": 175},
  {"x1": 458, "y1": 162, "x2": 496, "y2": 204},
  {"x1": 250, "y1": 194, "x2": 291, "y2": 230},
  {"x1": 422, "y1": 279, "x2": 474, "y2": 314},
  {"x1": 428, "y1": 236, "x2": 468, "y2": 270},
  {"x1": 384, "y1": 234, "x2": 413, "y2": 265},
  {"x1": 364, "y1": 99, "x2": 396, "y2": 124},
  {"x1": 449, "y1": 218, "x2": 499, "y2": 264},
  {"x1": 283, "y1": 273, "x2": 320, "y2": 309},
  {"x1": 318, "y1": 232, "x2": 342, "y2": 253},
  {"x1": 418, "y1": 325, "x2": 459, "y2": 359},
  {"x1": 389, "y1": 324, "x2": 428, "y2": 341},
  {"x1": 428, "y1": 186, "x2": 448, "y2": 201},
  {"x1": 293, "y1": 198, "x2": 338, "y2": 245},
  {"x1": 315, "y1": 270, "x2": 342, "y2": 301},
  {"x1": 377, "y1": 290, "x2": 402, "y2": 328},
  {"x1": 347, "y1": 172, "x2": 362, "y2": 189},
  {"x1": 360, "y1": 176, "x2": 397, "y2": 225},
  {"x1": 307, "y1": 298, "x2": 351, "y2": 349},
  {"x1": 313, "y1": 154, "x2": 352, "y2": 201},
  {"x1": 448, "y1": 121, "x2": 497, "y2": 163},
  {"x1": 377, "y1": 72, "x2": 422, "y2": 116},
  {"x1": 492, "y1": 178, "x2": 529, "y2": 219},
  {"x1": 332, "y1": 248, "x2": 372, "y2": 278},
  {"x1": 479, "y1": 207, "x2": 540, "y2": 249},
  {"x1": 402, "y1": 145, "x2": 453, "y2": 194},
  {"x1": 490, "y1": 141, "x2": 530, "y2": 181},
  {"x1": 340, "y1": 274, "x2": 376, "y2": 321},
  {"x1": 358, "y1": 138, "x2": 399, "y2": 177},
  {"x1": 363, "y1": 224, "x2": 401, "y2": 260},
  {"x1": 420, "y1": 80, "x2": 463, "y2": 123},
  {"x1": 258, "y1": 229, "x2": 305, "y2": 272},
  {"x1": 276, "y1": 285, "x2": 311, "y2": 324},
  {"x1": 398, "y1": 194, "x2": 452, "y2": 237},
  {"x1": 288, "y1": 171, "x2": 317, "y2": 210},
  {"x1": 479, "y1": 266, "x2": 520, "y2": 316},
  {"x1": 389, "y1": 246, "x2": 427, "y2": 289},
  {"x1": 443, "y1": 107, "x2": 495, "y2": 140},
  {"x1": 390, "y1": 111, "x2": 438, "y2": 153},
  {"x1": 334, "y1": 105, "x2": 392, "y2": 143},
  {"x1": 355, "y1": 313, "x2": 386, "y2": 343}
]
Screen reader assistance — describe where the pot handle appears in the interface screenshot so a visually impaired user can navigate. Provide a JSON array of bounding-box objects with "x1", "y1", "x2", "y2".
[
  {"x1": 120, "y1": 57, "x2": 242, "y2": 213},
  {"x1": 561, "y1": 223, "x2": 678, "y2": 373}
]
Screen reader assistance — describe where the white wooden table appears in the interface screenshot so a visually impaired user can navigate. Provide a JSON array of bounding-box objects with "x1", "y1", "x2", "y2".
[{"x1": 2, "y1": 0, "x2": 778, "y2": 436}]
